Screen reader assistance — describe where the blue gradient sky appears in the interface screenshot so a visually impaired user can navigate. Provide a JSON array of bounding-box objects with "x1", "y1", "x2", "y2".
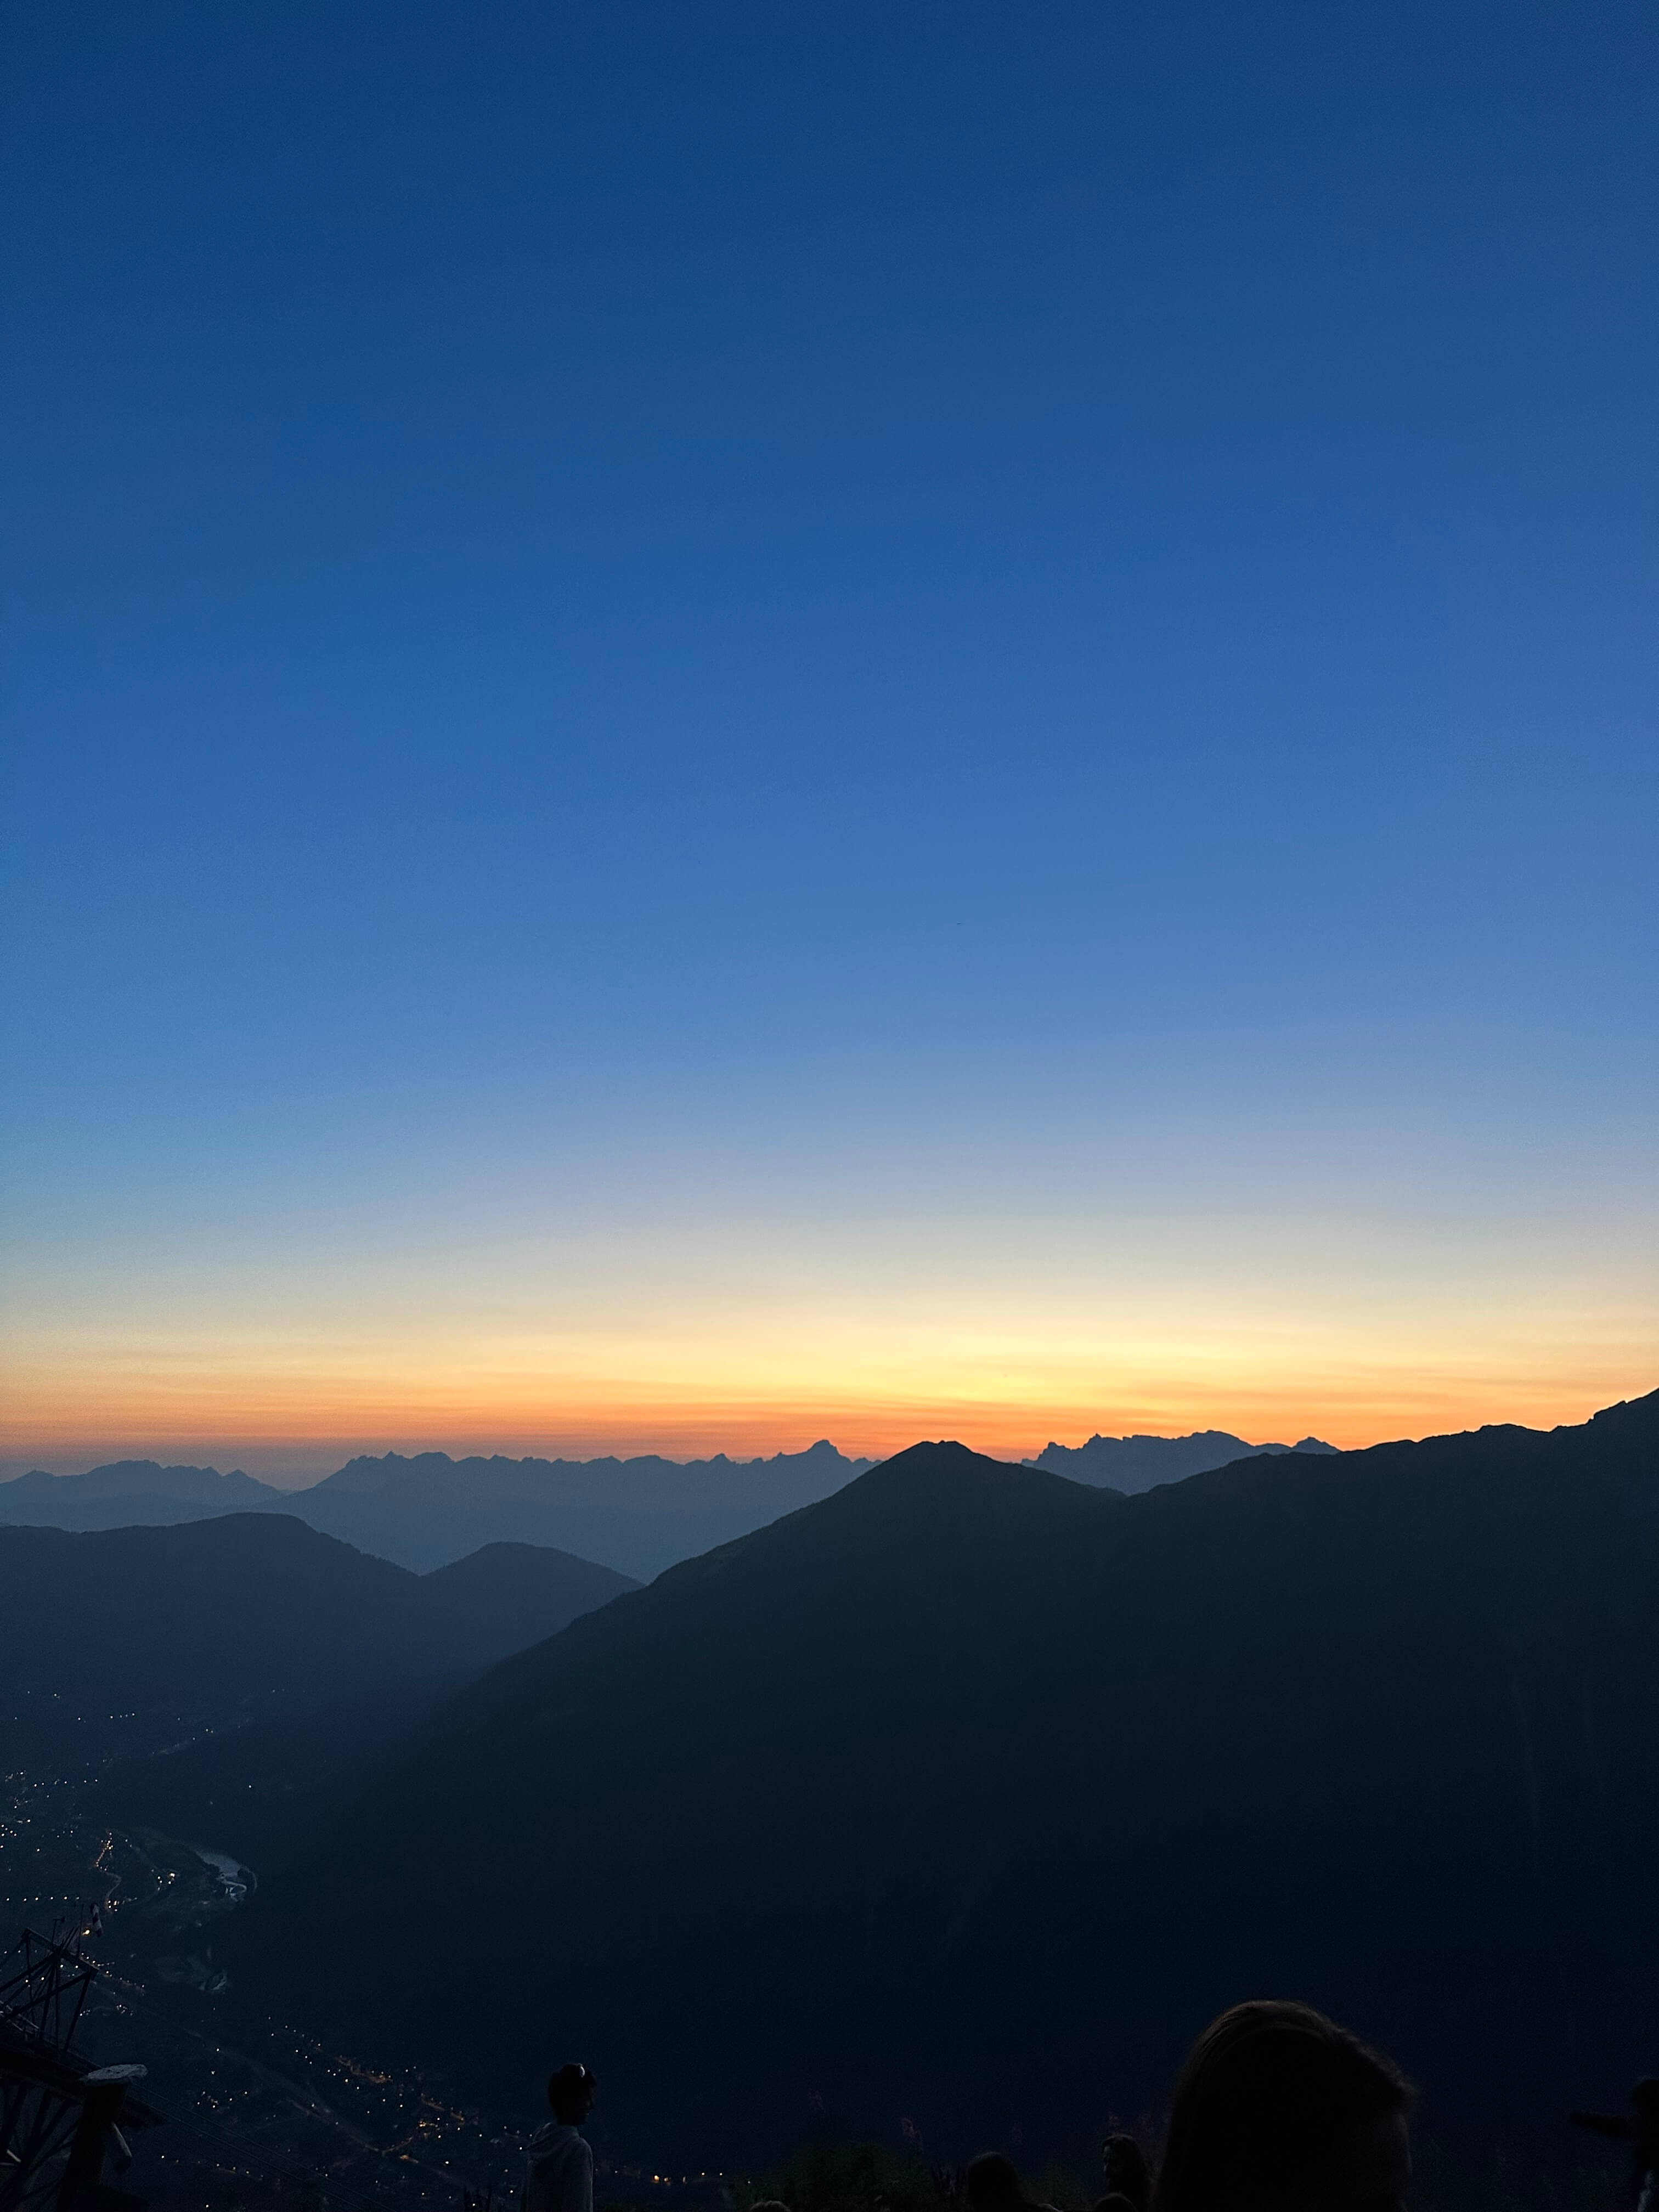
[{"x1": 3, "y1": 0, "x2": 1655, "y2": 1477}]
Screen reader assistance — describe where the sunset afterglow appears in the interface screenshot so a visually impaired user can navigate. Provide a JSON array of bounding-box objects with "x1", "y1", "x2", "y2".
[{"x1": 2, "y1": 1, "x2": 1653, "y2": 1482}]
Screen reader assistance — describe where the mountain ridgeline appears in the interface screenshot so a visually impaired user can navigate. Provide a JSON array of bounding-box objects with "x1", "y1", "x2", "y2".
[
  {"x1": 0, "y1": 1430, "x2": 1336, "y2": 1575},
  {"x1": 1028, "y1": 1428, "x2": 1335, "y2": 1489},
  {"x1": 276, "y1": 1441, "x2": 874, "y2": 1577},
  {"x1": 0, "y1": 1442, "x2": 878, "y2": 1578},
  {"x1": 0, "y1": 1517, "x2": 636, "y2": 1706},
  {"x1": 235, "y1": 1392, "x2": 1659, "y2": 2170},
  {"x1": 0, "y1": 1515, "x2": 641, "y2": 1876},
  {"x1": 0, "y1": 1459, "x2": 288, "y2": 1528}
]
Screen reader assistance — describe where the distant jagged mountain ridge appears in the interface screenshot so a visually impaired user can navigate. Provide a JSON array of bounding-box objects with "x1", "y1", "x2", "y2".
[
  {"x1": 0, "y1": 1434, "x2": 1336, "y2": 1568},
  {"x1": 0, "y1": 1458, "x2": 287, "y2": 1529},
  {"x1": 286, "y1": 1441, "x2": 876, "y2": 1576},
  {"x1": 1028, "y1": 1427, "x2": 1335, "y2": 1491},
  {"x1": 0, "y1": 1442, "x2": 876, "y2": 1578}
]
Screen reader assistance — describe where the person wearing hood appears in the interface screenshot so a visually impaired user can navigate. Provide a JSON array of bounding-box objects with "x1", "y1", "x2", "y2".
[{"x1": 525, "y1": 2064, "x2": 596, "y2": 2212}]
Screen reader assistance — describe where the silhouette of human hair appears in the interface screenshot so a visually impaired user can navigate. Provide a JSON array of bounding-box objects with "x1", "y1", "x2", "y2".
[
  {"x1": 966, "y1": 2153, "x2": 1025, "y2": 2212},
  {"x1": 1094, "y1": 2193, "x2": 1141, "y2": 2212},
  {"x1": 546, "y1": 2063, "x2": 595, "y2": 2121},
  {"x1": 1102, "y1": 2134, "x2": 1152, "y2": 2212},
  {"x1": 1152, "y1": 2002, "x2": 1409, "y2": 2212}
]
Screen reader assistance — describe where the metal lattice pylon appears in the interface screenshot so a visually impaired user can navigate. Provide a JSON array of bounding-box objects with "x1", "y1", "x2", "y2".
[{"x1": 0, "y1": 1930, "x2": 109, "y2": 2212}]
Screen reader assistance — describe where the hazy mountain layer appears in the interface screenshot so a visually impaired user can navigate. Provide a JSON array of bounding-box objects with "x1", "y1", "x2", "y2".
[
  {"x1": 1028, "y1": 1427, "x2": 1335, "y2": 1489},
  {"x1": 284, "y1": 1440, "x2": 876, "y2": 1576},
  {"x1": 241, "y1": 1394, "x2": 1659, "y2": 2169},
  {"x1": 0, "y1": 1442, "x2": 876, "y2": 1577},
  {"x1": 0, "y1": 1434, "x2": 1339, "y2": 1568},
  {"x1": 0, "y1": 1458, "x2": 286, "y2": 1529},
  {"x1": 0, "y1": 1516, "x2": 636, "y2": 1761}
]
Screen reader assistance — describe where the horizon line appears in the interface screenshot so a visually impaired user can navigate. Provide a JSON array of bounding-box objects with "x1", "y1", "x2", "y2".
[{"x1": 7, "y1": 1387, "x2": 1650, "y2": 1492}]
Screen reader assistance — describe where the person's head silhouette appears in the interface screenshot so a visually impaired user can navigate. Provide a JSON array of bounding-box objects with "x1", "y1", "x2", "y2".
[
  {"x1": 965, "y1": 2154, "x2": 1025, "y2": 2212},
  {"x1": 1101, "y1": 2135, "x2": 1150, "y2": 2212},
  {"x1": 1153, "y1": 2002, "x2": 1410, "y2": 2212},
  {"x1": 547, "y1": 2064, "x2": 595, "y2": 2126}
]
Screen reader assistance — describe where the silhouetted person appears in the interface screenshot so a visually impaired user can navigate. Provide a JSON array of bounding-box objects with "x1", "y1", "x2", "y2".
[
  {"x1": 1637, "y1": 2082, "x2": 1659, "y2": 2212},
  {"x1": 1093, "y1": 2193, "x2": 1141, "y2": 2212},
  {"x1": 1101, "y1": 2134, "x2": 1151, "y2": 2212},
  {"x1": 525, "y1": 2063, "x2": 596, "y2": 2212},
  {"x1": 1153, "y1": 2002, "x2": 1412, "y2": 2212},
  {"x1": 1572, "y1": 2078, "x2": 1659, "y2": 2212},
  {"x1": 965, "y1": 2154, "x2": 1026, "y2": 2212}
]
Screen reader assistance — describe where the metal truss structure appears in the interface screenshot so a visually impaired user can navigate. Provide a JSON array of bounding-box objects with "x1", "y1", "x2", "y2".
[{"x1": 0, "y1": 1929, "x2": 159, "y2": 2212}]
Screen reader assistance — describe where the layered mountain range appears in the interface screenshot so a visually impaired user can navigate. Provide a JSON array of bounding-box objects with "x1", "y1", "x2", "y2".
[
  {"x1": 227, "y1": 1391, "x2": 1659, "y2": 2168},
  {"x1": 0, "y1": 1516, "x2": 636, "y2": 1707},
  {"x1": 0, "y1": 1429, "x2": 1335, "y2": 1576},
  {"x1": 0, "y1": 1459, "x2": 282, "y2": 1526},
  {"x1": 1028, "y1": 1428, "x2": 1334, "y2": 1489},
  {"x1": 9, "y1": 1395, "x2": 1654, "y2": 2180},
  {"x1": 0, "y1": 1443, "x2": 876, "y2": 1577}
]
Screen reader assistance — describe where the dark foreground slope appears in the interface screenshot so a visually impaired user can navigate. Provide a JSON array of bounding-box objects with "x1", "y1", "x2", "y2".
[{"x1": 242, "y1": 1395, "x2": 1659, "y2": 2165}]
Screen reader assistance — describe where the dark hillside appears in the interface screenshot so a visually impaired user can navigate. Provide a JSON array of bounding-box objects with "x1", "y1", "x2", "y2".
[
  {"x1": 3, "y1": 1517, "x2": 639, "y2": 1881},
  {"x1": 242, "y1": 1395, "x2": 1659, "y2": 2168},
  {"x1": 417, "y1": 1541, "x2": 644, "y2": 1660},
  {"x1": 0, "y1": 1516, "x2": 636, "y2": 1726},
  {"x1": 89, "y1": 1675, "x2": 469, "y2": 1877}
]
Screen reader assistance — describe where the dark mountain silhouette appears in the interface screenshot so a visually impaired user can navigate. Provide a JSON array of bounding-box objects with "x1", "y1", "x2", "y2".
[
  {"x1": 0, "y1": 1442, "x2": 874, "y2": 1577},
  {"x1": 1028, "y1": 1427, "x2": 1335, "y2": 1490},
  {"x1": 267, "y1": 1439, "x2": 875, "y2": 1576},
  {"x1": 241, "y1": 1393, "x2": 1659, "y2": 2171},
  {"x1": 0, "y1": 1516, "x2": 636, "y2": 1718},
  {"x1": 0, "y1": 1458, "x2": 286, "y2": 1529}
]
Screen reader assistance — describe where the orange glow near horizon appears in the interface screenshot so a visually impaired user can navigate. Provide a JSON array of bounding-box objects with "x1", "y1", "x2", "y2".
[
  {"x1": 8, "y1": 1192, "x2": 1653, "y2": 1483},
  {"x1": 4, "y1": 1352, "x2": 1650, "y2": 1484}
]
